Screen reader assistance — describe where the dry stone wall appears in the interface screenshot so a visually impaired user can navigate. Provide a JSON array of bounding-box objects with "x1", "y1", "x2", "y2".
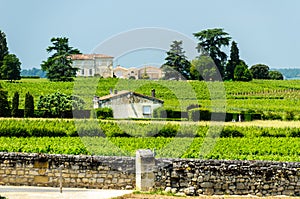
[
  {"x1": 0, "y1": 152, "x2": 135, "y2": 189},
  {"x1": 154, "y1": 159, "x2": 300, "y2": 197},
  {"x1": 0, "y1": 152, "x2": 300, "y2": 197}
]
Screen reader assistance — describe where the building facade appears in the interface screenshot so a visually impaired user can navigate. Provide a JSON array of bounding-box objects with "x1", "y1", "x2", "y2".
[
  {"x1": 70, "y1": 54, "x2": 114, "y2": 77},
  {"x1": 113, "y1": 65, "x2": 163, "y2": 80},
  {"x1": 93, "y1": 90, "x2": 163, "y2": 119}
]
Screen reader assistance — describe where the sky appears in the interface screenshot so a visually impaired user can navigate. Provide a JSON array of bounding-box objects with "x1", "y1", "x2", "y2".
[{"x1": 1, "y1": 0, "x2": 300, "y2": 69}]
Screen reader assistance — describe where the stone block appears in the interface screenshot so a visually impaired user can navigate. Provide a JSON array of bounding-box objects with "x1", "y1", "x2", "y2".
[
  {"x1": 34, "y1": 161, "x2": 48, "y2": 169},
  {"x1": 34, "y1": 176, "x2": 49, "y2": 184}
]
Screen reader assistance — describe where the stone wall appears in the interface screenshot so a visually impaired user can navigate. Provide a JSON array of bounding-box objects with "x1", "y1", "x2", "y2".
[
  {"x1": 154, "y1": 159, "x2": 300, "y2": 197},
  {"x1": 0, "y1": 152, "x2": 300, "y2": 197},
  {"x1": 0, "y1": 152, "x2": 135, "y2": 189}
]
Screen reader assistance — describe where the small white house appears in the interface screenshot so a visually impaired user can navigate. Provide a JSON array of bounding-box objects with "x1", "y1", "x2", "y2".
[{"x1": 93, "y1": 89, "x2": 163, "y2": 119}]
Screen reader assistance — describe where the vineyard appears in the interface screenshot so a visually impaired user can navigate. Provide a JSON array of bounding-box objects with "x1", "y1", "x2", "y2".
[
  {"x1": 2, "y1": 78, "x2": 300, "y2": 161},
  {"x1": 2, "y1": 78, "x2": 300, "y2": 113},
  {"x1": 0, "y1": 136, "x2": 299, "y2": 162}
]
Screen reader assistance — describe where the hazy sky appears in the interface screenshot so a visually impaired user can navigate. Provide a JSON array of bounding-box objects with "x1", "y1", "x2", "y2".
[{"x1": 1, "y1": 0, "x2": 299, "y2": 69}]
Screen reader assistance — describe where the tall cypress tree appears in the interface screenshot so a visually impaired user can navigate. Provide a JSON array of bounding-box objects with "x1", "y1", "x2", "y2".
[
  {"x1": 24, "y1": 92, "x2": 34, "y2": 117},
  {"x1": 11, "y1": 91, "x2": 19, "y2": 117},
  {"x1": 0, "y1": 30, "x2": 9, "y2": 79},
  {"x1": 225, "y1": 41, "x2": 240, "y2": 80},
  {"x1": 0, "y1": 84, "x2": 10, "y2": 117}
]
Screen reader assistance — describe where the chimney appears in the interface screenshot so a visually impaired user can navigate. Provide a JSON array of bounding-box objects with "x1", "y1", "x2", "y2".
[
  {"x1": 151, "y1": 89, "x2": 155, "y2": 98},
  {"x1": 114, "y1": 89, "x2": 118, "y2": 94}
]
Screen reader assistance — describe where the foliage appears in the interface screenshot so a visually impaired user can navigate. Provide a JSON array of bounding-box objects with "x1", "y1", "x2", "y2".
[
  {"x1": 95, "y1": 107, "x2": 113, "y2": 119},
  {"x1": 234, "y1": 60, "x2": 252, "y2": 81},
  {"x1": 0, "y1": 85, "x2": 10, "y2": 117},
  {"x1": 0, "y1": 54, "x2": 21, "y2": 81},
  {"x1": 250, "y1": 64, "x2": 270, "y2": 79},
  {"x1": 11, "y1": 91, "x2": 19, "y2": 117},
  {"x1": 0, "y1": 136, "x2": 299, "y2": 161},
  {"x1": 161, "y1": 40, "x2": 191, "y2": 80},
  {"x1": 269, "y1": 70, "x2": 283, "y2": 80},
  {"x1": 190, "y1": 55, "x2": 217, "y2": 80},
  {"x1": 3, "y1": 78, "x2": 300, "y2": 114},
  {"x1": 41, "y1": 37, "x2": 81, "y2": 82},
  {"x1": 24, "y1": 92, "x2": 34, "y2": 117},
  {"x1": 193, "y1": 28, "x2": 231, "y2": 79},
  {"x1": 225, "y1": 41, "x2": 240, "y2": 80},
  {"x1": 37, "y1": 92, "x2": 84, "y2": 117},
  {"x1": 0, "y1": 30, "x2": 9, "y2": 70}
]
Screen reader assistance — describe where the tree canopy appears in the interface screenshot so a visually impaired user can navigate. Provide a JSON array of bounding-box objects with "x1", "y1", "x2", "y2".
[
  {"x1": 250, "y1": 64, "x2": 270, "y2": 79},
  {"x1": 161, "y1": 40, "x2": 191, "y2": 80},
  {"x1": 37, "y1": 92, "x2": 85, "y2": 117},
  {"x1": 193, "y1": 28, "x2": 231, "y2": 79},
  {"x1": 0, "y1": 54, "x2": 21, "y2": 81},
  {"x1": 41, "y1": 37, "x2": 81, "y2": 81},
  {"x1": 190, "y1": 55, "x2": 217, "y2": 81},
  {"x1": 234, "y1": 60, "x2": 252, "y2": 81},
  {"x1": 269, "y1": 70, "x2": 284, "y2": 80}
]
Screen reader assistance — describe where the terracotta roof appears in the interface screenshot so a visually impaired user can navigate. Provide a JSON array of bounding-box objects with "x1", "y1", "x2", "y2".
[
  {"x1": 70, "y1": 54, "x2": 113, "y2": 60},
  {"x1": 98, "y1": 90, "x2": 164, "y2": 103}
]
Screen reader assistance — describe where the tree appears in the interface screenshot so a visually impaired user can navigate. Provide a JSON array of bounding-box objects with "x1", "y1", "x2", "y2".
[
  {"x1": 161, "y1": 40, "x2": 191, "y2": 80},
  {"x1": 193, "y1": 28, "x2": 231, "y2": 79},
  {"x1": 250, "y1": 64, "x2": 270, "y2": 79},
  {"x1": 225, "y1": 41, "x2": 240, "y2": 80},
  {"x1": 11, "y1": 91, "x2": 19, "y2": 117},
  {"x1": 190, "y1": 55, "x2": 217, "y2": 81},
  {"x1": 37, "y1": 92, "x2": 84, "y2": 117},
  {"x1": 0, "y1": 30, "x2": 9, "y2": 69},
  {"x1": 234, "y1": 60, "x2": 252, "y2": 81},
  {"x1": 41, "y1": 37, "x2": 81, "y2": 81},
  {"x1": 24, "y1": 92, "x2": 34, "y2": 117},
  {"x1": 0, "y1": 84, "x2": 10, "y2": 117},
  {"x1": 269, "y1": 70, "x2": 284, "y2": 80},
  {"x1": 141, "y1": 68, "x2": 150, "y2": 79},
  {"x1": 0, "y1": 54, "x2": 21, "y2": 81}
]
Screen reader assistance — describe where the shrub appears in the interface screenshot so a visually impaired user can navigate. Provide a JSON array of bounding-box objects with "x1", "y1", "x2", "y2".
[
  {"x1": 154, "y1": 123, "x2": 178, "y2": 137},
  {"x1": 188, "y1": 108, "x2": 211, "y2": 121},
  {"x1": 95, "y1": 107, "x2": 113, "y2": 119}
]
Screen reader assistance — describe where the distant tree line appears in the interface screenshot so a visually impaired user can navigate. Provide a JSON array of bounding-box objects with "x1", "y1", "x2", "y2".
[
  {"x1": 161, "y1": 28, "x2": 283, "y2": 81},
  {"x1": 21, "y1": 68, "x2": 46, "y2": 78}
]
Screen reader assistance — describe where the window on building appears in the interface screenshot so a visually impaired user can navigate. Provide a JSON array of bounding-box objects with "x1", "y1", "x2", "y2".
[
  {"x1": 81, "y1": 69, "x2": 84, "y2": 75},
  {"x1": 89, "y1": 69, "x2": 93, "y2": 76},
  {"x1": 143, "y1": 106, "x2": 151, "y2": 116}
]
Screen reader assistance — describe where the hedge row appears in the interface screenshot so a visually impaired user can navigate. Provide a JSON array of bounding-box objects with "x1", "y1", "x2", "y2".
[
  {"x1": 153, "y1": 107, "x2": 262, "y2": 122},
  {"x1": 1, "y1": 119, "x2": 300, "y2": 138}
]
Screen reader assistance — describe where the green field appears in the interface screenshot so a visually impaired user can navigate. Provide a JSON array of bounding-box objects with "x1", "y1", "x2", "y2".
[
  {"x1": 2, "y1": 78, "x2": 300, "y2": 161},
  {"x1": 2, "y1": 78, "x2": 300, "y2": 113}
]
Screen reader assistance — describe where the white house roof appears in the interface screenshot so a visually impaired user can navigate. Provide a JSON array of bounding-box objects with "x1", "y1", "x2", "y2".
[{"x1": 98, "y1": 90, "x2": 164, "y2": 104}]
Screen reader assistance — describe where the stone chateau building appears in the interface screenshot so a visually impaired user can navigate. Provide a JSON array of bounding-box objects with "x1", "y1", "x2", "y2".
[{"x1": 70, "y1": 54, "x2": 114, "y2": 77}]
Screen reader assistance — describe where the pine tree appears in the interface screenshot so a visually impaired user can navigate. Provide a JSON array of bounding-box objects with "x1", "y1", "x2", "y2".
[
  {"x1": 193, "y1": 28, "x2": 231, "y2": 79},
  {"x1": 225, "y1": 41, "x2": 240, "y2": 80},
  {"x1": 24, "y1": 92, "x2": 34, "y2": 117},
  {"x1": 41, "y1": 37, "x2": 81, "y2": 81},
  {"x1": 161, "y1": 40, "x2": 191, "y2": 80},
  {"x1": 11, "y1": 91, "x2": 19, "y2": 117}
]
